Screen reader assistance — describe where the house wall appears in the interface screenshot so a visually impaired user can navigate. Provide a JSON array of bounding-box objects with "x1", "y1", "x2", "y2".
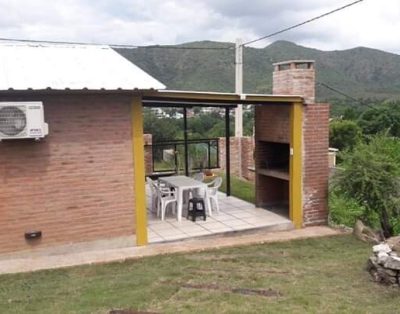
[{"x1": 0, "y1": 93, "x2": 135, "y2": 254}]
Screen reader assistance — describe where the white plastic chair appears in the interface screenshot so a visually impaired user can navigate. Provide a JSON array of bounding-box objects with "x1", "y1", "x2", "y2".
[
  {"x1": 193, "y1": 172, "x2": 205, "y2": 182},
  {"x1": 206, "y1": 177, "x2": 223, "y2": 214},
  {"x1": 155, "y1": 184, "x2": 177, "y2": 221},
  {"x1": 190, "y1": 172, "x2": 205, "y2": 205},
  {"x1": 146, "y1": 177, "x2": 158, "y2": 214}
]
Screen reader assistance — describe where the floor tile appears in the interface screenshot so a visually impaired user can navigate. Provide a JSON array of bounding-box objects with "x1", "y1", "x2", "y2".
[
  {"x1": 161, "y1": 234, "x2": 187, "y2": 241},
  {"x1": 156, "y1": 230, "x2": 187, "y2": 238},
  {"x1": 185, "y1": 229, "x2": 212, "y2": 237},
  {"x1": 145, "y1": 185, "x2": 291, "y2": 243},
  {"x1": 150, "y1": 223, "x2": 176, "y2": 231},
  {"x1": 177, "y1": 225, "x2": 207, "y2": 233},
  {"x1": 231, "y1": 224, "x2": 257, "y2": 231},
  {"x1": 205, "y1": 225, "x2": 233, "y2": 233},
  {"x1": 222, "y1": 219, "x2": 250, "y2": 227},
  {"x1": 230, "y1": 211, "x2": 258, "y2": 219}
]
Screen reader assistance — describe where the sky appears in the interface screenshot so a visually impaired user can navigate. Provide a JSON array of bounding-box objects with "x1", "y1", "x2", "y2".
[{"x1": 0, "y1": 0, "x2": 399, "y2": 54}]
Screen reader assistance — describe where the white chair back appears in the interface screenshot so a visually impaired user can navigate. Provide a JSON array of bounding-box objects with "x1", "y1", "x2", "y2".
[
  {"x1": 208, "y1": 177, "x2": 222, "y2": 196},
  {"x1": 146, "y1": 177, "x2": 158, "y2": 213},
  {"x1": 193, "y1": 172, "x2": 205, "y2": 182}
]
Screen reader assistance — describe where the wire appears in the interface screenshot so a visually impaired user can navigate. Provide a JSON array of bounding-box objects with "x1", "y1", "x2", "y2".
[
  {"x1": 317, "y1": 81, "x2": 378, "y2": 111},
  {"x1": 0, "y1": 0, "x2": 365, "y2": 50},
  {"x1": 242, "y1": 0, "x2": 365, "y2": 47},
  {"x1": 131, "y1": 44, "x2": 231, "y2": 50},
  {"x1": 0, "y1": 37, "x2": 232, "y2": 50}
]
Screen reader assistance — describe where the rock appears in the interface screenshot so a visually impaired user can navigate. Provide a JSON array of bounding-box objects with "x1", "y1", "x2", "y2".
[
  {"x1": 376, "y1": 268, "x2": 398, "y2": 285},
  {"x1": 373, "y1": 243, "x2": 392, "y2": 254},
  {"x1": 387, "y1": 235, "x2": 400, "y2": 252},
  {"x1": 367, "y1": 256, "x2": 378, "y2": 272},
  {"x1": 353, "y1": 220, "x2": 382, "y2": 244},
  {"x1": 381, "y1": 268, "x2": 398, "y2": 277},
  {"x1": 377, "y1": 251, "x2": 389, "y2": 264},
  {"x1": 383, "y1": 256, "x2": 400, "y2": 270},
  {"x1": 393, "y1": 243, "x2": 400, "y2": 253}
]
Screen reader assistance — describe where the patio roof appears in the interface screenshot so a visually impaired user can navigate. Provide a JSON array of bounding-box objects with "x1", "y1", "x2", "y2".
[{"x1": 142, "y1": 90, "x2": 304, "y2": 107}]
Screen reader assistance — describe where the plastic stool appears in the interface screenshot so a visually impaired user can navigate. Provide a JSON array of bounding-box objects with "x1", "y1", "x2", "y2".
[{"x1": 187, "y1": 197, "x2": 206, "y2": 221}]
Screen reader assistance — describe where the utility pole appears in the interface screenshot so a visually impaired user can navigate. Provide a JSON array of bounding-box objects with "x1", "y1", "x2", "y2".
[
  {"x1": 234, "y1": 38, "x2": 243, "y2": 178},
  {"x1": 235, "y1": 38, "x2": 243, "y2": 137}
]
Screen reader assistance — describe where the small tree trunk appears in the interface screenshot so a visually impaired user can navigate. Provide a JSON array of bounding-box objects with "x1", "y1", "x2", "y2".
[{"x1": 380, "y1": 207, "x2": 393, "y2": 238}]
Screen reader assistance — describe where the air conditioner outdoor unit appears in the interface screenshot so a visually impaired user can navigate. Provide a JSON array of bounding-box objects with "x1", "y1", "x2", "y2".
[{"x1": 0, "y1": 102, "x2": 49, "y2": 141}]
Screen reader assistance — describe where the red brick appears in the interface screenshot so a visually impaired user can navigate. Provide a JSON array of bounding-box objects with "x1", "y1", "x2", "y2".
[{"x1": 0, "y1": 93, "x2": 135, "y2": 254}]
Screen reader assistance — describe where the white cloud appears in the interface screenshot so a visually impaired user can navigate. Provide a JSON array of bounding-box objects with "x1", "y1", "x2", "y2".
[{"x1": 0, "y1": 0, "x2": 399, "y2": 54}]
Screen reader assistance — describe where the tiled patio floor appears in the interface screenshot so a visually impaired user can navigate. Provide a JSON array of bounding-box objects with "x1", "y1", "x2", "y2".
[{"x1": 147, "y1": 188, "x2": 293, "y2": 243}]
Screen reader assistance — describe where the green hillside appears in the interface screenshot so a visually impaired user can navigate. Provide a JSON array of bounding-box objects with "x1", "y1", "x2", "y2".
[{"x1": 116, "y1": 40, "x2": 400, "y2": 101}]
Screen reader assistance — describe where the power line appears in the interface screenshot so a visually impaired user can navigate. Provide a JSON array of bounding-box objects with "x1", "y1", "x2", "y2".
[
  {"x1": 131, "y1": 44, "x2": 231, "y2": 50},
  {"x1": 317, "y1": 81, "x2": 378, "y2": 111},
  {"x1": 242, "y1": 0, "x2": 365, "y2": 47},
  {"x1": 0, "y1": 0, "x2": 365, "y2": 51},
  {"x1": 0, "y1": 37, "x2": 232, "y2": 50}
]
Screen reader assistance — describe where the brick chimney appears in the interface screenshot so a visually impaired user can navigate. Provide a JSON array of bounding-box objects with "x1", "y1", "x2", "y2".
[
  {"x1": 272, "y1": 60, "x2": 315, "y2": 104},
  {"x1": 271, "y1": 60, "x2": 329, "y2": 226}
]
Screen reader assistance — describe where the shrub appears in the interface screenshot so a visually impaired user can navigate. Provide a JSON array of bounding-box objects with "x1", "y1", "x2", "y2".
[
  {"x1": 328, "y1": 191, "x2": 366, "y2": 227},
  {"x1": 331, "y1": 134, "x2": 400, "y2": 237},
  {"x1": 329, "y1": 119, "x2": 362, "y2": 151}
]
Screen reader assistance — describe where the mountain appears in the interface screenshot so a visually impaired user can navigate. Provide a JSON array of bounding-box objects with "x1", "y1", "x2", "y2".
[{"x1": 116, "y1": 40, "x2": 400, "y2": 101}]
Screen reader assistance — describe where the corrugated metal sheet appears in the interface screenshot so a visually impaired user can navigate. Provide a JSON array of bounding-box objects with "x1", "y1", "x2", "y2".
[{"x1": 0, "y1": 42, "x2": 166, "y2": 91}]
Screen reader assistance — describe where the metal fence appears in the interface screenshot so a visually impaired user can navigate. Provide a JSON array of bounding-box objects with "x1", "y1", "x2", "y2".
[{"x1": 145, "y1": 138, "x2": 219, "y2": 175}]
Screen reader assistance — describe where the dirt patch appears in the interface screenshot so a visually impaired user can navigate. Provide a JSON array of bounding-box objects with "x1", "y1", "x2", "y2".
[
  {"x1": 182, "y1": 283, "x2": 281, "y2": 298},
  {"x1": 190, "y1": 268, "x2": 290, "y2": 276},
  {"x1": 109, "y1": 310, "x2": 159, "y2": 314}
]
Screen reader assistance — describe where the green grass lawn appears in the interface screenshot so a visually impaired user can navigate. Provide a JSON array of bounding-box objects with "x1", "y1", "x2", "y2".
[
  {"x1": 211, "y1": 173, "x2": 255, "y2": 204},
  {"x1": 1, "y1": 235, "x2": 399, "y2": 313}
]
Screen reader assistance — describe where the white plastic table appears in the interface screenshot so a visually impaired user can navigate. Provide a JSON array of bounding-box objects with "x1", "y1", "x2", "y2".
[{"x1": 159, "y1": 175, "x2": 211, "y2": 222}]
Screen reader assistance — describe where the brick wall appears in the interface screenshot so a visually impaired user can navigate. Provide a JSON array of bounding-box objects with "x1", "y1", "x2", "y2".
[
  {"x1": 144, "y1": 134, "x2": 153, "y2": 174},
  {"x1": 254, "y1": 105, "x2": 290, "y2": 143},
  {"x1": 0, "y1": 93, "x2": 136, "y2": 254},
  {"x1": 302, "y1": 103, "x2": 330, "y2": 226},
  {"x1": 240, "y1": 137, "x2": 255, "y2": 181},
  {"x1": 218, "y1": 136, "x2": 254, "y2": 180}
]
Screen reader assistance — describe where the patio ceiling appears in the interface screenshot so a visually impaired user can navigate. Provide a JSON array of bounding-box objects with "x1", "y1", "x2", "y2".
[{"x1": 142, "y1": 90, "x2": 304, "y2": 107}]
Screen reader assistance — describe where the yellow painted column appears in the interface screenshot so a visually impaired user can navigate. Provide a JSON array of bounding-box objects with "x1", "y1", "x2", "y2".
[
  {"x1": 289, "y1": 102, "x2": 303, "y2": 229},
  {"x1": 132, "y1": 96, "x2": 148, "y2": 246}
]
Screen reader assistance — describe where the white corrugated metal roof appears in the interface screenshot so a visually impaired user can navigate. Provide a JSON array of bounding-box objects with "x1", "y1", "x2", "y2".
[{"x1": 0, "y1": 42, "x2": 166, "y2": 91}]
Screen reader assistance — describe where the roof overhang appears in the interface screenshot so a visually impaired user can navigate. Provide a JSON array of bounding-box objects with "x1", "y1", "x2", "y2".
[
  {"x1": 0, "y1": 89, "x2": 305, "y2": 108},
  {"x1": 142, "y1": 90, "x2": 304, "y2": 108}
]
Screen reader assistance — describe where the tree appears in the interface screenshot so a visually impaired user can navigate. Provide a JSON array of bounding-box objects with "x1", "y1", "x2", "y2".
[
  {"x1": 329, "y1": 120, "x2": 362, "y2": 151},
  {"x1": 143, "y1": 109, "x2": 181, "y2": 142},
  {"x1": 332, "y1": 134, "x2": 400, "y2": 237},
  {"x1": 358, "y1": 102, "x2": 400, "y2": 138}
]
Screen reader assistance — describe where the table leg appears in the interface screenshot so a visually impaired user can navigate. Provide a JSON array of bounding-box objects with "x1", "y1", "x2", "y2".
[
  {"x1": 177, "y1": 187, "x2": 183, "y2": 222},
  {"x1": 205, "y1": 189, "x2": 212, "y2": 217}
]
